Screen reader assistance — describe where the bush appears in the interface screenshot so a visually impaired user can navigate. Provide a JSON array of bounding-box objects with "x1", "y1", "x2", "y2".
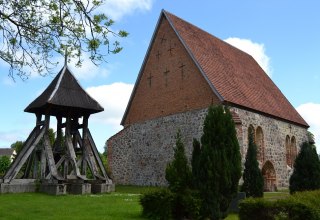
[
  {"x1": 140, "y1": 188, "x2": 201, "y2": 220},
  {"x1": 289, "y1": 142, "x2": 320, "y2": 193},
  {"x1": 175, "y1": 189, "x2": 202, "y2": 219},
  {"x1": 239, "y1": 190, "x2": 320, "y2": 220},
  {"x1": 0, "y1": 155, "x2": 11, "y2": 177},
  {"x1": 241, "y1": 130, "x2": 264, "y2": 198},
  {"x1": 140, "y1": 188, "x2": 174, "y2": 220}
]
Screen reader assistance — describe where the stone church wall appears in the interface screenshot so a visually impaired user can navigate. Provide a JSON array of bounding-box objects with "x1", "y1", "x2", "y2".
[
  {"x1": 108, "y1": 107, "x2": 308, "y2": 188},
  {"x1": 233, "y1": 107, "x2": 308, "y2": 188}
]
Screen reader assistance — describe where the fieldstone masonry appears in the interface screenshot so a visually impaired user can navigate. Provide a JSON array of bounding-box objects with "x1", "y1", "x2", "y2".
[
  {"x1": 108, "y1": 107, "x2": 308, "y2": 189},
  {"x1": 234, "y1": 107, "x2": 308, "y2": 188},
  {"x1": 108, "y1": 108, "x2": 207, "y2": 186}
]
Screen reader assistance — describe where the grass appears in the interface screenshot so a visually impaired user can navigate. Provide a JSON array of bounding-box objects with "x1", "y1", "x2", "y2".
[
  {"x1": 0, "y1": 186, "x2": 290, "y2": 220},
  {"x1": 263, "y1": 191, "x2": 290, "y2": 201},
  {"x1": 0, "y1": 188, "x2": 145, "y2": 220}
]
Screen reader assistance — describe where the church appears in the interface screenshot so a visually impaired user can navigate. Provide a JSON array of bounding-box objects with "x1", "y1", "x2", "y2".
[{"x1": 107, "y1": 10, "x2": 309, "y2": 191}]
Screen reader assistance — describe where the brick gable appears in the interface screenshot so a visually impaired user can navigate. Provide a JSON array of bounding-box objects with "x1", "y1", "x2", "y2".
[
  {"x1": 122, "y1": 15, "x2": 220, "y2": 125},
  {"x1": 122, "y1": 10, "x2": 308, "y2": 128}
]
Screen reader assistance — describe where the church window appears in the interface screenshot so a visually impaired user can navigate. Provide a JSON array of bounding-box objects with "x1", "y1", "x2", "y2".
[
  {"x1": 290, "y1": 136, "x2": 297, "y2": 166},
  {"x1": 248, "y1": 125, "x2": 255, "y2": 141},
  {"x1": 256, "y1": 126, "x2": 265, "y2": 164},
  {"x1": 285, "y1": 135, "x2": 292, "y2": 167}
]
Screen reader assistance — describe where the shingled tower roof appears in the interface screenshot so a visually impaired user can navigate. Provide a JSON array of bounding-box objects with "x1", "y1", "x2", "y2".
[{"x1": 25, "y1": 65, "x2": 103, "y2": 118}]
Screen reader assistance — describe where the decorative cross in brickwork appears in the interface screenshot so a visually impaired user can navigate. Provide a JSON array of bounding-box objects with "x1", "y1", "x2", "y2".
[
  {"x1": 156, "y1": 50, "x2": 161, "y2": 60},
  {"x1": 147, "y1": 72, "x2": 153, "y2": 87},
  {"x1": 163, "y1": 68, "x2": 170, "y2": 87},
  {"x1": 160, "y1": 34, "x2": 167, "y2": 44},
  {"x1": 168, "y1": 42, "x2": 174, "y2": 55},
  {"x1": 179, "y1": 63, "x2": 186, "y2": 80}
]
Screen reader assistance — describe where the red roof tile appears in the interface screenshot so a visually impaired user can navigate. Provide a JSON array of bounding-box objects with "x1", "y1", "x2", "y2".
[{"x1": 164, "y1": 10, "x2": 308, "y2": 127}]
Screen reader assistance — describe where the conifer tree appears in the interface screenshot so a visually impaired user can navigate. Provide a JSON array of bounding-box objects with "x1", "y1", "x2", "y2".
[
  {"x1": 289, "y1": 142, "x2": 320, "y2": 194},
  {"x1": 165, "y1": 130, "x2": 192, "y2": 193},
  {"x1": 191, "y1": 138, "x2": 201, "y2": 188},
  {"x1": 165, "y1": 130, "x2": 192, "y2": 219},
  {"x1": 195, "y1": 105, "x2": 242, "y2": 219},
  {"x1": 241, "y1": 130, "x2": 264, "y2": 197}
]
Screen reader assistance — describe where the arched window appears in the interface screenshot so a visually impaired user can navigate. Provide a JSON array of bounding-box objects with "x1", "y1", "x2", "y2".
[
  {"x1": 285, "y1": 135, "x2": 291, "y2": 167},
  {"x1": 256, "y1": 126, "x2": 264, "y2": 164},
  {"x1": 248, "y1": 125, "x2": 255, "y2": 141},
  {"x1": 291, "y1": 136, "x2": 297, "y2": 166}
]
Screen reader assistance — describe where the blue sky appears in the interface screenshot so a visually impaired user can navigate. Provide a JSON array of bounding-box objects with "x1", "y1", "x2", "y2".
[{"x1": 0, "y1": 0, "x2": 319, "y2": 153}]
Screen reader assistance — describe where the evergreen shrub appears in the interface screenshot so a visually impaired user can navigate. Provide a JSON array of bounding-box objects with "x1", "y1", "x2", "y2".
[
  {"x1": 289, "y1": 142, "x2": 320, "y2": 193},
  {"x1": 140, "y1": 188, "x2": 174, "y2": 220},
  {"x1": 239, "y1": 190, "x2": 320, "y2": 220},
  {"x1": 241, "y1": 130, "x2": 264, "y2": 198}
]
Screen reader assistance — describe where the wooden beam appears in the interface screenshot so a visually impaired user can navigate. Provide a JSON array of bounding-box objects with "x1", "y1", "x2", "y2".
[
  {"x1": 43, "y1": 135, "x2": 63, "y2": 180},
  {"x1": 3, "y1": 125, "x2": 46, "y2": 182}
]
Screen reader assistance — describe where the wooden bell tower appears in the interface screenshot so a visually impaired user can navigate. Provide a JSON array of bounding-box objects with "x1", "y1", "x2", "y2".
[{"x1": 0, "y1": 64, "x2": 114, "y2": 194}]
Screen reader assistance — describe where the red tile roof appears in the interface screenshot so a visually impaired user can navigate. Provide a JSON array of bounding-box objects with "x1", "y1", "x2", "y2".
[{"x1": 164, "y1": 10, "x2": 308, "y2": 127}]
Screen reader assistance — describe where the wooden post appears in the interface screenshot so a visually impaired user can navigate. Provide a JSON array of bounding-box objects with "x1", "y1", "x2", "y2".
[
  {"x1": 54, "y1": 116, "x2": 63, "y2": 152},
  {"x1": 65, "y1": 117, "x2": 82, "y2": 179}
]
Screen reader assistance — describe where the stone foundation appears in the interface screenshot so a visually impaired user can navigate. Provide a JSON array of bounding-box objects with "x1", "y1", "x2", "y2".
[
  {"x1": 0, "y1": 179, "x2": 37, "y2": 193},
  {"x1": 0, "y1": 179, "x2": 115, "y2": 195},
  {"x1": 40, "y1": 183, "x2": 67, "y2": 195},
  {"x1": 108, "y1": 107, "x2": 308, "y2": 188}
]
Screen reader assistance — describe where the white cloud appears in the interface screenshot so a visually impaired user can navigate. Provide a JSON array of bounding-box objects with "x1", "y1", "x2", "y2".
[
  {"x1": 224, "y1": 37, "x2": 272, "y2": 77},
  {"x1": 68, "y1": 56, "x2": 111, "y2": 80},
  {"x1": 296, "y1": 103, "x2": 320, "y2": 153},
  {"x1": 0, "y1": 130, "x2": 29, "y2": 147},
  {"x1": 86, "y1": 82, "x2": 134, "y2": 131},
  {"x1": 98, "y1": 0, "x2": 154, "y2": 20}
]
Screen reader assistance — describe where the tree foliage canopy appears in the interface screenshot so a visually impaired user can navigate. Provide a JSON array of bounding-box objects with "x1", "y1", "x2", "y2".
[
  {"x1": 289, "y1": 142, "x2": 320, "y2": 194},
  {"x1": 241, "y1": 129, "x2": 264, "y2": 198},
  {"x1": 0, "y1": 0, "x2": 128, "y2": 79}
]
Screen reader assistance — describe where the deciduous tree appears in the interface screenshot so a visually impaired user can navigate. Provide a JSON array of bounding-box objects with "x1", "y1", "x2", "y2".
[
  {"x1": 0, "y1": 156, "x2": 11, "y2": 176},
  {"x1": 0, "y1": 0, "x2": 128, "y2": 79}
]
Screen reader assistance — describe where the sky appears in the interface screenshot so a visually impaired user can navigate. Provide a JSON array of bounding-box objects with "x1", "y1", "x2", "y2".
[{"x1": 0, "y1": 0, "x2": 319, "y2": 153}]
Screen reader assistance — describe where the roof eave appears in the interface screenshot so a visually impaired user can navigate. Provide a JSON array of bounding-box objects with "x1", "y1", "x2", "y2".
[
  {"x1": 120, "y1": 9, "x2": 167, "y2": 126},
  {"x1": 223, "y1": 101, "x2": 310, "y2": 129}
]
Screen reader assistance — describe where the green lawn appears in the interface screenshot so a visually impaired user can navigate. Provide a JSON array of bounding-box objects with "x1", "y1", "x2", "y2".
[
  {"x1": 263, "y1": 191, "x2": 289, "y2": 201},
  {"x1": 0, "y1": 187, "x2": 145, "y2": 220},
  {"x1": 0, "y1": 186, "x2": 290, "y2": 219}
]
